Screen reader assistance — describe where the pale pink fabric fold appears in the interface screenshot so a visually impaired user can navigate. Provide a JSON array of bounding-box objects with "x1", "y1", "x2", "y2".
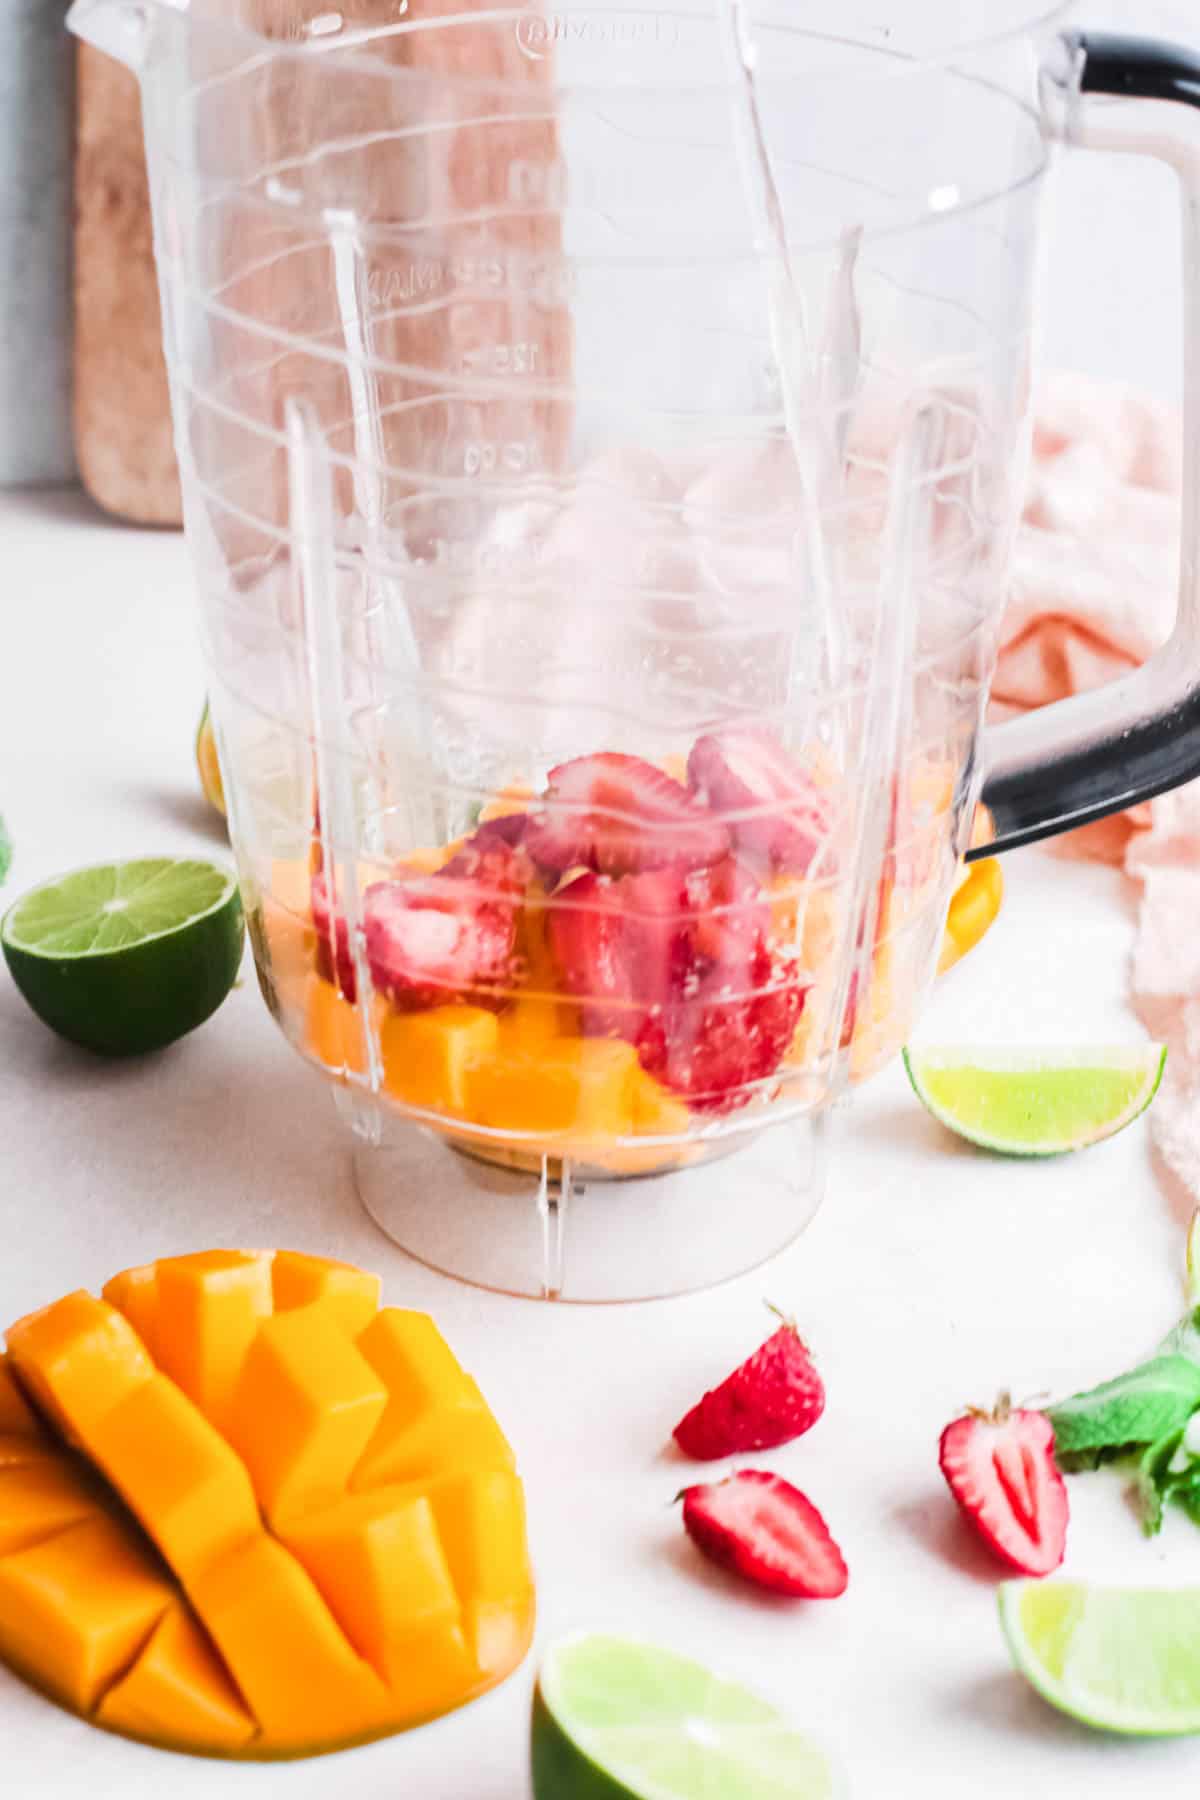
[{"x1": 1000, "y1": 372, "x2": 1200, "y2": 1187}]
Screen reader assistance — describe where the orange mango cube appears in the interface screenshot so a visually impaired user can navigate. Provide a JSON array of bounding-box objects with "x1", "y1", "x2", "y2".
[
  {"x1": 189, "y1": 1533, "x2": 391, "y2": 1752},
  {"x1": 426, "y1": 1471, "x2": 535, "y2": 1676},
  {"x1": 0, "y1": 1515, "x2": 173, "y2": 1713},
  {"x1": 86, "y1": 1375, "x2": 260, "y2": 1578},
  {"x1": 279, "y1": 1488, "x2": 472, "y2": 1703},
  {"x1": 271, "y1": 1250, "x2": 380, "y2": 1338},
  {"x1": 0, "y1": 1459, "x2": 99, "y2": 1557},
  {"x1": 381, "y1": 1005, "x2": 499, "y2": 1117},
  {"x1": 468, "y1": 1036, "x2": 638, "y2": 1139},
  {"x1": 353, "y1": 1310, "x2": 515, "y2": 1490},
  {"x1": 6, "y1": 1292, "x2": 153, "y2": 1441},
  {"x1": 101, "y1": 1263, "x2": 160, "y2": 1360},
  {"x1": 98, "y1": 1604, "x2": 257, "y2": 1755},
  {"x1": 227, "y1": 1306, "x2": 388, "y2": 1523},
  {"x1": 154, "y1": 1251, "x2": 273, "y2": 1429}
]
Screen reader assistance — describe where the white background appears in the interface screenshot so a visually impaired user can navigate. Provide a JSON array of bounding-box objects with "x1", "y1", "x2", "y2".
[{"x1": 5, "y1": 1, "x2": 1200, "y2": 1795}]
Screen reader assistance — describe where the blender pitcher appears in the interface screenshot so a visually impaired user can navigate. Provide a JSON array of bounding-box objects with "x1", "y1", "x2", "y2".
[{"x1": 67, "y1": 0, "x2": 1200, "y2": 1300}]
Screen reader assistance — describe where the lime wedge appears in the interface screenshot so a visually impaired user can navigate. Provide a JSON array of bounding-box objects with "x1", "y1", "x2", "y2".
[
  {"x1": 531, "y1": 1632, "x2": 842, "y2": 1799},
  {"x1": 902, "y1": 1043, "x2": 1166, "y2": 1157},
  {"x1": 2, "y1": 858, "x2": 244, "y2": 1056},
  {"x1": 1000, "y1": 1580, "x2": 1200, "y2": 1735}
]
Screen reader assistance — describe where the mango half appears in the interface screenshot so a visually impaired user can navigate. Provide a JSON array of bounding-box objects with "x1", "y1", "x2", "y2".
[{"x1": 0, "y1": 1250, "x2": 533, "y2": 1759}]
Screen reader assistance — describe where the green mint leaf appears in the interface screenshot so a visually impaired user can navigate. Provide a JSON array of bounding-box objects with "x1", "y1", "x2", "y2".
[
  {"x1": 1135, "y1": 1426, "x2": 1192, "y2": 1537},
  {"x1": 1158, "y1": 1306, "x2": 1200, "y2": 1364},
  {"x1": 1047, "y1": 1356, "x2": 1200, "y2": 1461},
  {"x1": 1176, "y1": 1481, "x2": 1200, "y2": 1528}
]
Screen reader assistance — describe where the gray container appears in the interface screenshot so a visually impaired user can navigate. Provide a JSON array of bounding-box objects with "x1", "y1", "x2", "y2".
[{"x1": 0, "y1": 1, "x2": 75, "y2": 484}]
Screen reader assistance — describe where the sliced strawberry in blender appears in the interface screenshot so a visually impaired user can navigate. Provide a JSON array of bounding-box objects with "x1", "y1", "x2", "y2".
[
  {"x1": 546, "y1": 867, "x2": 684, "y2": 1039},
  {"x1": 548, "y1": 852, "x2": 805, "y2": 1112},
  {"x1": 364, "y1": 837, "x2": 526, "y2": 1011},
  {"x1": 638, "y1": 945, "x2": 804, "y2": 1115},
  {"x1": 687, "y1": 727, "x2": 832, "y2": 875},
  {"x1": 527, "y1": 752, "x2": 729, "y2": 877},
  {"x1": 311, "y1": 872, "x2": 358, "y2": 1002}
]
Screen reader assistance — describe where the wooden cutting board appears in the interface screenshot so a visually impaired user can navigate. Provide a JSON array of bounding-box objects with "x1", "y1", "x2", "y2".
[{"x1": 74, "y1": 44, "x2": 181, "y2": 525}]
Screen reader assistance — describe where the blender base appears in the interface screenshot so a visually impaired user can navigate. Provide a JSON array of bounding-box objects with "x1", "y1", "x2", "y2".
[{"x1": 352, "y1": 1108, "x2": 829, "y2": 1302}]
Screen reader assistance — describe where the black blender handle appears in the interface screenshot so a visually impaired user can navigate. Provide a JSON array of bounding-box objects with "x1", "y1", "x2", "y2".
[{"x1": 971, "y1": 31, "x2": 1200, "y2": 860}]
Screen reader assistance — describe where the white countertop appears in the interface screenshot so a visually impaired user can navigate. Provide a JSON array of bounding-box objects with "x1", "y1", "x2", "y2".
[{"x1": 4, "y1": 486, "x2": 1200, "y2": 1797}]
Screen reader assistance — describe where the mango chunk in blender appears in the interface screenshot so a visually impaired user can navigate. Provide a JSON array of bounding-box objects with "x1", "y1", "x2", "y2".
[
  {"x1": 304, "y1": 977, "x2": 373, "y2": 1075},
  {"x1": 278, "y1": 1488, "x2": 474, "y2": 1705},
  {"x1": 0, "y1": 1514, "x2": 173, "y2": 1713},
  {"x1": 98, "y1": 1604, "x2": 257, "y2": 1755},
  {"x1": 101, "y1": 1263, "x2": 160, "y2": 1358},
  {"x1": 226, "y1": 1306, "x2": 388, "y2": 1523},
  {"x1": 86, "y1": 1375, "x2": 260, "y2": 1578},
  {"x1": 189, "y1": 1533, "x2": 392, "y2": 1751},
  {"x1": 381, "y1": 1005, "x2": 499, "y2": 1116},
  {"x1": 0, "y1": 1458, "x2": 100, "y2": 1556},
  {"x1": 468, "y1": 1035, "x2": 638, "y2": 1138},
  {"x1": 154, "y1": 1250, "x2": 273, "y2": 1429},
  {"x1": 0, "y1": 1355, "x2": 42, "y2": 1437},
  {"x1": 353, "y1": 1310, "x2": 516, "y2": 1489},
  {"x1": 271, "y1": 1250, "x2": 380, "y2": 1337},
  {"x1": 0, "y1": 1435, "x2": 60, "y2": 1474},
  {"x1": 6, "y1": 1292, "x2": 153, "y2": 1440}
]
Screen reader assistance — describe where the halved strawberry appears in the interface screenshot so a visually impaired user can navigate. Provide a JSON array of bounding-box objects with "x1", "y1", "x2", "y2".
[
  {"x1": 938, "y1": 1396, "x2": 1068, "y2": 1577},
  {"x1": 687, "y1": 727, "x2": 832, "y2": 875},
  {"x1": 672, "y1": 1307, "x2": 824, "y2": 1460},
  {"x1": 526, "y1": 752, "x2": 729, "y2": 877},
  {"x1": 679, "y1": 1470, "x2": 848, "y2": 1598},
  {"x1": 637, "y1": 947, "x2": 804, "y2": 1114},
  {"x1": 364, "y1": 834, "x2": 527, "y2": 1012}
]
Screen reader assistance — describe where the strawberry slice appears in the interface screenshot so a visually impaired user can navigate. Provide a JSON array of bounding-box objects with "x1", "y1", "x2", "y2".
[
  {"x1": 687, "y1": 727, "x2": 832, "y2": 874},
  {"x1": 546, "y1": 867, "x2": 684, "y2": 1039},
  {"x1": 938, "y1": 1396, "x2": 1068, "y2": 1577},
  {"x1": 679, "y1": 1470, "x2": 848, "y2": 1598},
  {"x1": 364, "y1": 835, "x2": 527, "y2": 1011},
  {"x1": 672, "y1": 1307, "x2": 824, "y2": 1460},
  {"x1": 637, "y1": 948, "x2": 803, "y2": 1114},
  {"x1": 311, "y1": 872, "x2": 358, "y2": 1002},
  {"x1": 527, "y1": 753, "x2": 729, "y2": 877},
  {"x1": 547, "y1": 855, "x2": 805, "y2": 1111}
]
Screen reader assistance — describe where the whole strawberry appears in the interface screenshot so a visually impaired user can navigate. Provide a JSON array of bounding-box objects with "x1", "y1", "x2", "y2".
[
  {"x1": 938, "y1": 1394, "x2": 1068, "y2": 1577},
  {"x1": 672, "y1": 1306, "x2": 824, "y2": 1460},
  {"x1": 679, "y1": 1470, "x2": 848, "y2": 1598}
]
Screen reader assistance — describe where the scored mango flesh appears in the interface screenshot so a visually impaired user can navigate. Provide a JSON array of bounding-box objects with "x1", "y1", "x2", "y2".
[{"x1": 0, "y1": 1250, "x2": 534, "y2": 1759}]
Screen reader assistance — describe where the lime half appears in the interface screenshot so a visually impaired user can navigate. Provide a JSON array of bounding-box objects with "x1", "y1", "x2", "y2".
[
  {"x1": 1000, "y1": 1580, "x2": 1200, "y2": 1735},
  {"x1": 531, "y1": 1632, "x2": 842, "y2": 1800},
  {"x1": 2, "y1": 858, "x2": 243, "y2": 1056},
  {"x1": 902, "y1": 1043, "x2": 1166, "y2": 1157}
]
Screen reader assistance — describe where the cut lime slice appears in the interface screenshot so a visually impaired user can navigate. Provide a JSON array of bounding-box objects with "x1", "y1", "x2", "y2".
[
  {"x1": 1000, "y1": 1580, "x2": 1200, "y2": 1735},
  {"x1": 531, "y1": 1632, "x2": 842, "y2": 1799},
  {"x1": 902, "y1": 1043, "x2": 1166, "y2": 1157},
  {"x1": 2, "y1": 858, "x2": 244, "y2": 1056}
]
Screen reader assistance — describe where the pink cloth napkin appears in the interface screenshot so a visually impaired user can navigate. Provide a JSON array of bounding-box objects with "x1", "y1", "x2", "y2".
[{"x1": 1000, "y1": 372, "x2": 1199, "y2": 1189}]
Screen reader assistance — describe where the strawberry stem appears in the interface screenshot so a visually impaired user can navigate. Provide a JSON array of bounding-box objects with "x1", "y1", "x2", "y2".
[{"x1": 763, "y1": 1299, "x2": 801, "y2": 1336}]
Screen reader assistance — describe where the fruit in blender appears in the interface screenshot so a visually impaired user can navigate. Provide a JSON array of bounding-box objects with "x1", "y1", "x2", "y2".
[
  {"x1": 687, "y1": 726, "x2": 833, "y2": 874},
  {"x1": 526, "y1": 752, "x2": 729, "y2": 876},
  {"x1": 0, "y1": 1251, "x2": 533, "y2": 1757}
]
